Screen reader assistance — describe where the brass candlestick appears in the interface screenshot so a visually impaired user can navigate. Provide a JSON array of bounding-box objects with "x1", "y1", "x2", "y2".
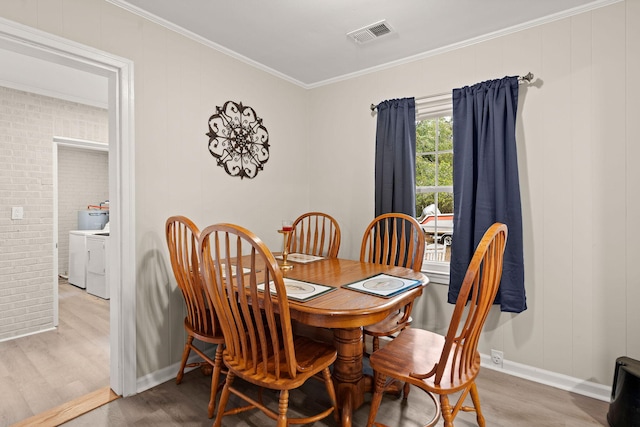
[{"x1": 278, "y1": 229, "x2": 294, "y2": 271}]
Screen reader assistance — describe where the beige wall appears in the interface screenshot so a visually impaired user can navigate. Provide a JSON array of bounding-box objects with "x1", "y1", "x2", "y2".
[
  {"x1": 0, "y1": 0, "x2": 637, "y2": 390},
  {"x1": 307, "y1": 1, "x2": 640, "y2": 387},
  {"x1": 0, "y1": 1, "x2": 310, "y2": 377}
]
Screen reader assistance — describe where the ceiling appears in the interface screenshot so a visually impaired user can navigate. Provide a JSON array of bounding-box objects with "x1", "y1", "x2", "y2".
[
  {"x1": 110, "y1": 0, "x2": 617, "y2": 88},
  {"x1": 0, "y1": 49, "x2": 108, "y2": 108},
  {"x1": 0, "y1": 0, "x2": 618, "y2": 106}
]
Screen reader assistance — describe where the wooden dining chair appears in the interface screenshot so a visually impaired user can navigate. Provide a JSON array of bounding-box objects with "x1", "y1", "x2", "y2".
[
  {"x1": 360, "y1": 213, "x2": 425, "y2": 360},
  {"x1": 366, "y1": 223, "x2": 508, "y2": 427},
  {"x1": 165, "y1": 215, "x2": 225, "y2": 419},
  {"x1": 198, "y1": 223, "x2": 339, "y2": 427},
  {"x1": 287, "y1": 211, "x2": 341, "y2": 258}
]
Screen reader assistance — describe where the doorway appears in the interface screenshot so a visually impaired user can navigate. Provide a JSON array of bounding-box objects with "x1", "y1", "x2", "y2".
[
  {"x1": 54, "y1": 137, "x2": 109, "y2": 325},
  {"x1": 0, "y1": 18, "x2": 136, "y2": 398}
]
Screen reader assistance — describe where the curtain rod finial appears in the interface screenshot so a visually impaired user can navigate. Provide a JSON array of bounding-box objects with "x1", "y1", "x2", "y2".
[{"x1": 521, "y1": 72, "x2": 534, "y2": 82}]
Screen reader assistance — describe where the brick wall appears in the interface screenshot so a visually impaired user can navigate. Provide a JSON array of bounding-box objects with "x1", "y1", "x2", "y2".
[{"x1": 0, "y1": 86, "x2": 107, "y2": 341}]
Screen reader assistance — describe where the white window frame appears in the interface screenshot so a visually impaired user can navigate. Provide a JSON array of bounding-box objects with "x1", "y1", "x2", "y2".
[{"x1": 415, "y1": 94, "x2": 453, "y2": 284}]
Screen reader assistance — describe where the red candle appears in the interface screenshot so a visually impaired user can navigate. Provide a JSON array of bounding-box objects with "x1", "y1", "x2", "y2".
[{"x1": 282, "y1": 220, "x2": 293, "y2": 232}]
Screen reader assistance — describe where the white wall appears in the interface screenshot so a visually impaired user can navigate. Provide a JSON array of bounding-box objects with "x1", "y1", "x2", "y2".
[
  {"x1": 0, "y1": 0, "x2": 637, "y2": 391},
  {"x1": 307, "y1": 1, "x2": 640, "y2": 388}
]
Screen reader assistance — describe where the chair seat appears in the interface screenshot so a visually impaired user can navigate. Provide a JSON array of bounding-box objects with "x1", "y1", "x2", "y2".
[
  {"x1": 363, "y1": 312, "x2": 412, "y2": 337},
  {"x1": 369, "y1": 328, "x2": 480, "y2": 393},
  {"x1": 224, "y1": 336, "x2": 337, "y2": 390}
]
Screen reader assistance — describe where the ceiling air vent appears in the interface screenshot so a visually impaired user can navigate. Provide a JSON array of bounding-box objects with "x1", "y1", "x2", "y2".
[{"x1": 347, "y1": 20, "x2": 394, "y2": 44}]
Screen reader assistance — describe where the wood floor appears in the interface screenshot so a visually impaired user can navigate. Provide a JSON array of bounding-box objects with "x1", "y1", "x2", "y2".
[
  {"x1": 1, "y1": 280, "x2": 611, "y2": 426},
  {"x1": 0, "y1": 280, "x2": 110, "y2": 426},
  {"x1": 63, "y1": 356, "x2": 610, "y2": 426}
]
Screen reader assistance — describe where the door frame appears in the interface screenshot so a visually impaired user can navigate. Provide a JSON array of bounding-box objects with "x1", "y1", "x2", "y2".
[{"x1": 0, "y1": 17, "x2": 137, "y2": 397}]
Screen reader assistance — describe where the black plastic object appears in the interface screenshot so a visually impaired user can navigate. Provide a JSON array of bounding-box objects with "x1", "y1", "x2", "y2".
[{"x1": 608, "y1": 356, "x2": 640, "y2": 427}]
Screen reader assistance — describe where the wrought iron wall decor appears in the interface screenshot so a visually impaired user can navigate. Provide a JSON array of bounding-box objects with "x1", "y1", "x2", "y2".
[{"x1": 206, "y1": 101, "x2": 270, "y2": 179}]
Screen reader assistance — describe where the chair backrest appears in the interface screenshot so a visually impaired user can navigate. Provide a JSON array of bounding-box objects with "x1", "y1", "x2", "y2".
[
  {"x1": 165, "y1": 215, "x2": 219, "y2": 336},
  {"x1": 288, "y1": 212, "x2": 341, "y2": 258},
  {"x1": 433, "y1": 223, "x2": 508, "y2": 385},
  {"x1": 360, "y1": 213, "x2": 425, "y2": 272},
  {"x1": 199, "y1": 223, "x2": 299, "y2": 380}
]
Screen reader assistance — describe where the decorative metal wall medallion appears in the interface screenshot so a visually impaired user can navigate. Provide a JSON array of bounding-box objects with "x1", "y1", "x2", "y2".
[{"x1": 206, "y1": 101, "x2": 270, "y2": 179}]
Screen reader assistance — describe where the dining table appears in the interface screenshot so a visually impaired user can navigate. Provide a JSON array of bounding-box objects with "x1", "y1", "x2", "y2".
[{"x1": 275, "y1": 256, "x2": 429, "y2": 427}]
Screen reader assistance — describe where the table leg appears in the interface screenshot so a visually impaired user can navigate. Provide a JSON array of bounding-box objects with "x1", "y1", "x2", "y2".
[{"x1": 332, "y1": 328, "x2": 368, "y2": 427}]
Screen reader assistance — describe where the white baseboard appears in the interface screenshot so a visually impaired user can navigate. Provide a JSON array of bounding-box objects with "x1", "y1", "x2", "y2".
[
  {"x1": 136, "y1": 347, "x2": 218, "y2": 394},
  {"x1": 0, "y1": 326, "x2": 56, "y2": 343},
  {"x1": 480, "y1": 353, "x2": 611, "y2": 402},
  {"x1": 134, "y1": 345, "x2": 612, "y2": 403},
  {"x1": 375, "y1": 337, "x2": 610, "y2": 402}
]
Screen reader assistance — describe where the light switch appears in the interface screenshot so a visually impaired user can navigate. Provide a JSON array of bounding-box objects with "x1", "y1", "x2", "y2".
[{"x1": 11, "y1": 206, "x2": 24, "y2": 220}]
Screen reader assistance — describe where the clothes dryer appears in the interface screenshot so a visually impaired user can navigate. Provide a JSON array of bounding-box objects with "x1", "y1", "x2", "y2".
[{"x1": 86, "y1": 234, "x2": 109, "y2": 299}]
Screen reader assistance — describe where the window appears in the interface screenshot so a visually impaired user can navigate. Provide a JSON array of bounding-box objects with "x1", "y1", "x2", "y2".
[{"x1": 415, "y1": 95, "x2": 453, "y2": 278}]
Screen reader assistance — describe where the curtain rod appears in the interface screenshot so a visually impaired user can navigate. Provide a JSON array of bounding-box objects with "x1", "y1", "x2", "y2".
[{"x1": 370, "y1": 72, "x2": 534, "y2": 111}]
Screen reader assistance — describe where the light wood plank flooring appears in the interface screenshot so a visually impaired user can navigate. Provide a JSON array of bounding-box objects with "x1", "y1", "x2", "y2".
[
  {"x1": 63, "y1": 355, "x2": 610, "y2": 426},
  {"x1": 1, "y1": 280, "x2": 611, "y2": 426},
  {"x1": 0, "y1": 279, "x2": 110, "y2": 426}
]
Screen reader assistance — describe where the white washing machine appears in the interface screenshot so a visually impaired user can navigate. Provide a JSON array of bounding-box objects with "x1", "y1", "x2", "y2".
[
  {"x1": 86, "y1": 233, "x2": 109, "y2": 299},
  {"x1": 68, "y1": 230, "x2": 104, "y2": 288}
]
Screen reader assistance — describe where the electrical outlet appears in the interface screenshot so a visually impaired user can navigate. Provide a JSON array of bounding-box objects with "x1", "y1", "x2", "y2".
[{"x1": 491, "y1": 349, "x2": 503, "y2": 368}]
